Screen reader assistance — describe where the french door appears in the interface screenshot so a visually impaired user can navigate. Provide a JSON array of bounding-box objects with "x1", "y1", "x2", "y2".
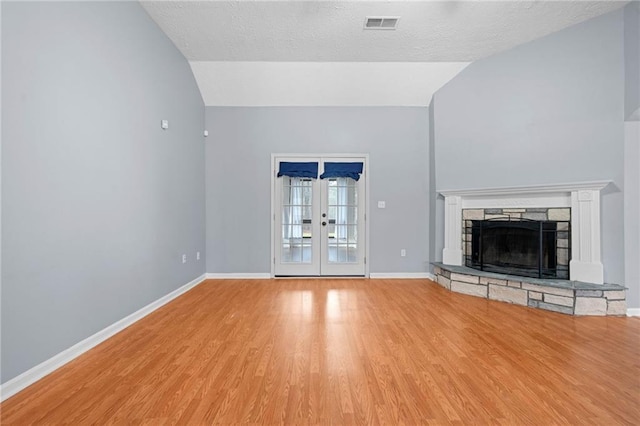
[{"x1": 273, "y1": 156, "x2": 367, "y2": 276}]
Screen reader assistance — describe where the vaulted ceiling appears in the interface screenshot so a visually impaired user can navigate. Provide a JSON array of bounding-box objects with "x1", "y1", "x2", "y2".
[{"x1": 141, "y1": 1, "x2": 627, "y2": 106}]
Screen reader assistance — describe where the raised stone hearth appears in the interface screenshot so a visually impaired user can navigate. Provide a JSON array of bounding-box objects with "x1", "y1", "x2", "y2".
[{"x1": 432, "y1": 263, "x2": 627, "y2": 316}]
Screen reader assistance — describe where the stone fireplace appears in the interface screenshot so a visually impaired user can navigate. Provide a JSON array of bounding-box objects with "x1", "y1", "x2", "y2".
[
  {"x1": 439, "y1": 182, "x2": 610, "y2": 284},
  {"x1": 432, "y1": 182, "x2": 627, "y2": 316}
]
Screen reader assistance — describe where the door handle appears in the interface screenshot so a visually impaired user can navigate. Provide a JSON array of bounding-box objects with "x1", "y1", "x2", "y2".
[
  {"x1": 322, "y1": 213, "x2": 327, "y2": 218},
  {"x1": 322, "y1": 222, "x2": 327, "y2": 226}
]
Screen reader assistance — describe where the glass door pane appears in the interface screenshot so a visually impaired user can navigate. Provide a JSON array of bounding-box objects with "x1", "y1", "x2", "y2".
[
  {"x1": 326, "y1": 177, "x2": 358, "y2": 264},
  {"x1": 274, "y1": 162, "x2": 321, "y2": 276},
  {"x1": 281, "y1": 177, "x2": 313, "y2": 264},
  {"x1": 320, "y1": 159, "x2": 365, "y2": 276}
]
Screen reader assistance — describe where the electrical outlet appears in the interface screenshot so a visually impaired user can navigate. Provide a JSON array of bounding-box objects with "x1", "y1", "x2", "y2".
[
  {"x1": 182, "y1": 254, "x2": 187, "y2": 264},
  {"x1": 400, "y1": 249, "x2": 406, "y2": 257},
  {"x1": 197, "y1": 251, "x2": 201, "y2": 260}
]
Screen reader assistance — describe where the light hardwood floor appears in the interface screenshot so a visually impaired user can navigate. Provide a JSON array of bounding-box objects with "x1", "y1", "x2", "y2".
[{"x1": 1, "y1": 279, "x2": 639, "y2": 424}]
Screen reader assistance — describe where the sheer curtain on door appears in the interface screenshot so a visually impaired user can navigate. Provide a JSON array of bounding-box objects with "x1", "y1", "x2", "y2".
[
  {"x1": 336, "y1": 178, "x2": 348, "y2": 241},
  {"x1": 283, "y1": 177, "x2": 303, "y2": 240},
  {"x1": 277, "y1": 162, "x2": 318, "y2": 245},
  {"x1": 321, "y1": 163, "x2": 363, "y2": 244}
]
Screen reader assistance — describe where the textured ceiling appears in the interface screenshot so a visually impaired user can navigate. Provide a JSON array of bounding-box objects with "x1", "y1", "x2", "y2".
[
  {"x1": 140, "y1": 0, "x2": 627, "y2": 106},
  {"x1": 141, "y1": 1, "x2": 626, "y2": 62}
]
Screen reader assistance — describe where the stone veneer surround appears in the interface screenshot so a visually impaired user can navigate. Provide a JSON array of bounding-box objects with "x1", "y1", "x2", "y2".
[{"x1": 463, "y1": 207, "x2": 571, "y2": 279}]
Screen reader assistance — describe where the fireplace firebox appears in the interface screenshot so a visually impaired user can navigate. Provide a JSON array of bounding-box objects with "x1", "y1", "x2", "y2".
[{"x1": 465, "y1": 218, "x2": 570, "y2": 279}]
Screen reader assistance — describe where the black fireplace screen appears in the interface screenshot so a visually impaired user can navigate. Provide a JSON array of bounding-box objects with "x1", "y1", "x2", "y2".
[{"x1": 465, "y1": 219, "x2": 570, "y2": 279}]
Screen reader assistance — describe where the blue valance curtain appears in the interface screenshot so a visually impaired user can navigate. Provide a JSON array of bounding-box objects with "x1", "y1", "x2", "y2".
[
  {"x1": 277, "y1": 161, "x2": 364, "y2": 180},
  {"x1": 319, "y1": 162, "x2": 364, "y2": 181},
  {"x1": 277, "y1": 162, "x2": 319, "y2": 178}
]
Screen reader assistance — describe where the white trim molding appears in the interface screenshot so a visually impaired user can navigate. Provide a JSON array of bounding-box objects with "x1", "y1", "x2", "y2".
[
  {"x1": 627, "y1": 308, "x2": 640, "y2": 317},
  {"x1": 206, "y1": 273, "x2": 271, "y2": 279},
  {"x1": 438, "y1": 181, "x2": 612, "y2": 198},
  {"x1": 0, "y1": 273, "x2": 207, "y2": 402},
  {"x1": 438, "y1": 181, "x2": 611, "y2": 284},
  {"x1": 370, "y1": 273, "x2": 435, "y2": 279},
  {"x1": 569, "y1": 189, "x2": 604, "y2": 283},
  {"x1": 442, "y1": 195, "x2": 463, "y2": 265}
]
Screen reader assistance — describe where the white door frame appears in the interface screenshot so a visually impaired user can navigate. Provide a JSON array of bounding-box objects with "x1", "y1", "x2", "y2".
[{"x1": 270, "y1": 153, "x2": 370, "y2": 278}]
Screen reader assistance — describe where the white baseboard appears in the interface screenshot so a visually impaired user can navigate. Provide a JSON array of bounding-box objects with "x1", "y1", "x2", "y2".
[
  {"x1": 206, "y1": 273, "x2": 271, "y2": 279},
  {"x1": 0, "y1": 273, "x2": 207, "y2": 402},
  {"x1": 206, "y1": 273, "x2": 438, "y2": 280},
  {"x1": 627, "y1": 308, "x2": 640, "y2": 317},
  {"x1": 370, "y1": 272, "x2": 435, "y2": 280}
]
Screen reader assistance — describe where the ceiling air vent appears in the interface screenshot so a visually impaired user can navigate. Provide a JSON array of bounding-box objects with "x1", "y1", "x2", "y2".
[{"x1": 364, "y1": 16, "x2": 400, "y2": 30}]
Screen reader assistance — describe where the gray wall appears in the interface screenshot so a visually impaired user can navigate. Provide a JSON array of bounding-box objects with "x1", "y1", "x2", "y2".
[
  {"x1": 1, "y1": 1, "x2": 205, "y2": 383},
  {"x1": 624, "y1": 2, "x2": 640, "y2": 309},
  {"x1": 205, "y1": 107, "x2": 429, "y2": 274},
  {"x1": 431, "y1": 10, "x2": 627, "y2": 292},
  {"x1": 624, "y1": 1, "x2": 640, "y2": 120},
  {"x1": 624, "y1": 122, "x2": 640, "y2": 310},
  {"x1": 428, "y1": 102, "x2": 437, "y2": 264}
]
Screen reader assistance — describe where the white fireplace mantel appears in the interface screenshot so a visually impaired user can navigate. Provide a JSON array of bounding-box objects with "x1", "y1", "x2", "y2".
[{"x1": 438, "y1": 181, "x2": 611, "y2": 284}]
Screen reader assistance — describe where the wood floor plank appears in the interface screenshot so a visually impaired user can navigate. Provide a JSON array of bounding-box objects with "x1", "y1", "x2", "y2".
[{"x1": 1, "y1": 278, "x2": 639, "y2": 425}]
